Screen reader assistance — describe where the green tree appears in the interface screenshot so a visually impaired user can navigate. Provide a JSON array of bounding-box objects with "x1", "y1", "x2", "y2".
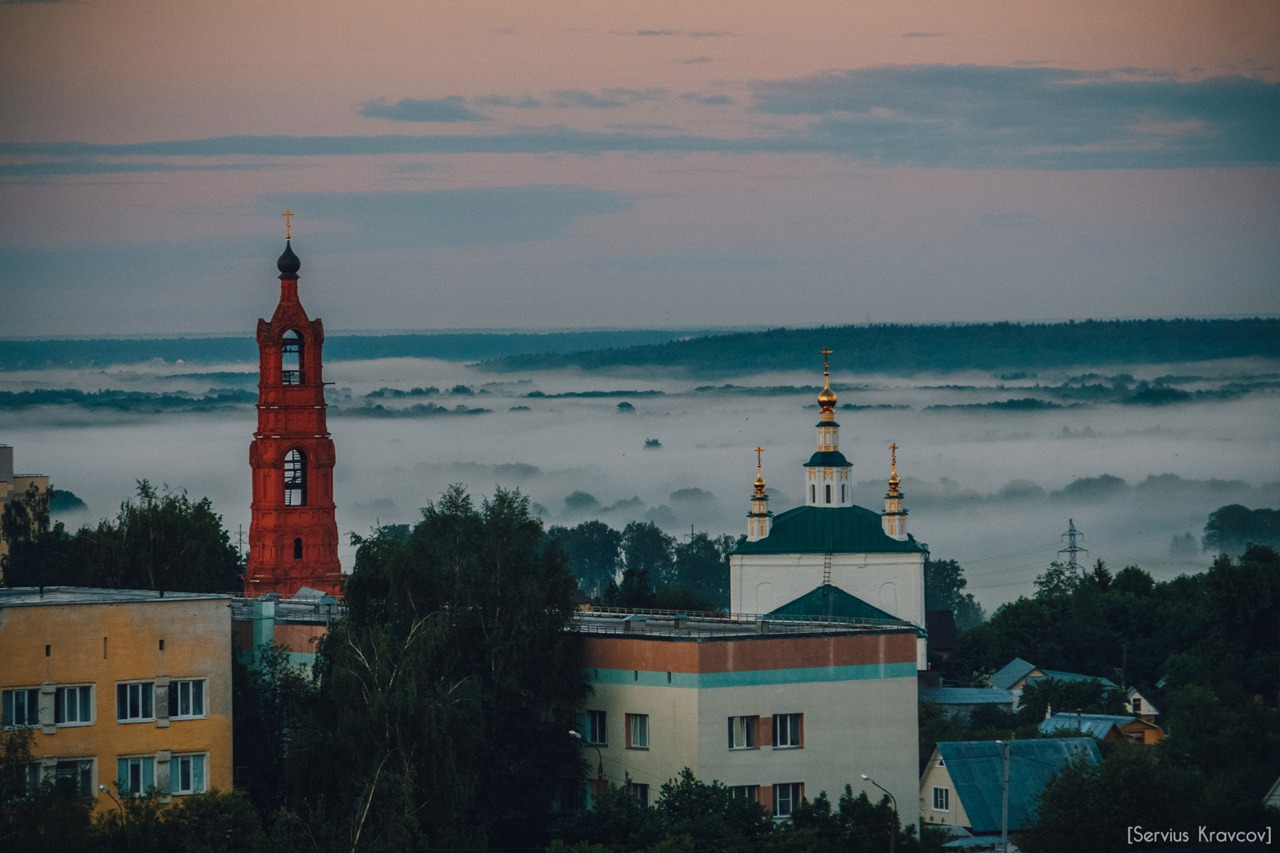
[
  {"x1": 548, "y1": 520, "x2": 622, "y2": 598},
  {"x1": 284, "y1": 486, "x2": 589, "y2": 851},
  {"x1": 924, "y1": 558, "x2": 984, "y2": 631},
  {"x1": 1202, "y1": 504, "x2": 1280, "y2": 557},
  {"x1": 1024, "y1": 742, "x2": 1204, "y2": 853},
  {"x1": 0, "y1": 729, "x2": 96, "y2": 852},
  {"x1": 3, "y1": 481, "x2": 242, "y2": 593},
  {"x1": 622, "y1": 521, "x2": 675, "y2": 589},
  {"x1": 1015, "y1": 677, "x2": 1126, "y2": 727}
]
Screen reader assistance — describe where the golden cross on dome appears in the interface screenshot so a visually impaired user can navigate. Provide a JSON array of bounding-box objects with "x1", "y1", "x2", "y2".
[
  {"x1": 754, "y1": 445, "x2": 764, "y2": 467},
  {"x1": 820, "y1": 347, "x2": 832, "y2": 373},
  {"x1": 890, "y1": 442, "x2": 898, "y2": 465},
  {"x1": 282, "y1": 209, "x2": 295, "y2": 240}
]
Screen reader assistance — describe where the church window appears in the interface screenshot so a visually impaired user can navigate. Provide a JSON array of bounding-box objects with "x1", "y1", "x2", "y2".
[
  {"x1": 293, "y1": 537, "x2": 303, "y2": 559},
  {"x1": 810, "y1": 485, "x2": 816, "y2": 503},
  {"x1": 841, "y1": 484, "x2": 847, "y2": 502},
  {"x1": 284, "y1": 450, "x2": 307, "y2": 506},
  {"x1": 281, "y1": 331, "x2": 303, "y2": 385},
  {"x1": 825, "y1": 485, "x2": 832, "y2": 504}
]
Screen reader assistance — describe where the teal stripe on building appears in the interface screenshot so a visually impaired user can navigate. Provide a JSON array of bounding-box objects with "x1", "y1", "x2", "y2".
[{"x1": 589, "y1": 661, "x2": 916, "y2": 689}]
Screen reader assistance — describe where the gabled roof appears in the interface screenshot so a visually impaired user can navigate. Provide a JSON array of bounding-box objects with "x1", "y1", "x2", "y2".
[
  {"x1": 734, "y1": 504, "x2": 926, "y2": 556},
  {"x1": 920, "y1": 687, "x2": 1017, "y2": 707},
  {"x1": 935, "y1": 739, "x2": 1101, "y2": 833},
  {"x1": 768, "y1": 584, "x2": 899, "y2": 622},
  {"x1": 1035, "y1": 669, "x2": 1118, "y2": 688},
  {"x1": 988, "y1": 657, "x2": 1038, "y2": 691},
  {"x1": 1038, "y1": 713, "x2": 1158, "y2": 739}
]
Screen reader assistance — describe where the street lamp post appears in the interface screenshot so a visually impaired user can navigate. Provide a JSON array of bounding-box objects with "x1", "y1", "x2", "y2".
[
  {"x1": 569, "y1": 730, "x2": 604, "y2": 802},
  {"x1": 99, "y1": 783, "x2": 125, "y2": 829},
  {"x1": 860, "y1": 774, "x2": 898, "y2": 853}
]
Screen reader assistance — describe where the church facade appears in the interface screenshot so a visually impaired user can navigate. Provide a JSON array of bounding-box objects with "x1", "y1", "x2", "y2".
[
  {"x1": 730, "y1": 354, "x2": 929, "y2": 669},
  {"x1": 245, "y1": 232, "x2": 344, "y2": 598}
]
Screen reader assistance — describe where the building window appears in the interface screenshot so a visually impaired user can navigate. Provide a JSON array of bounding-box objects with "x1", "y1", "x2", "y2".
[
  {"x1": 2, "y1": 688, "x2": 39, "y2": 729},
  {"x1": 168, "y1": 679, "x2": 206, "y2": 720},
  {"x1": 772, "y1": 713, "x2": 802, "y2": 749},
  {"x1": 728, "y1": 715, "x2": 757, "y2": 749},
  {"x1": 1132, "y1": 697, "x2": 1142, "y2": 713},
  {"x1": 16, "y1": 762, "x2": 41, "y2": 798},
  {"x1": 729, "y1": 785, "x2": 759, "y2": 802},
  {"x1": 116, "y1": 682, "x2": 154, "y2": 723},
  {"x1": 117, "y1": 756, "x2": 155, "y2": 797},
  {"x1": 293, "y1": 537, "x2": 303, "y2": 559},
  {"x1": 773, "y1": 782, "x2": 803, "y2": 818},
  {"x1": 170, "y1": 753, "x2": 207, "y2": 795},
  {"x1": 626, "y1": 713, "x2": 649, "y2": 749},
  {"x1": 630, "y1": 782, "x2": 650, "y2": 808},
  {"x1": 585, "y1": 710, "x2": 606, "y2": 746},
  {"x1": 825, "y1": 484, "x2": 832, "y2": 504},
  {"x1": 810, "y1": 485, "x2": 816, "y2": 503},
  {"x1": 841, "y1": 484, "x2": 847, "y2": 502},
  {"x1": 281, "y1": 330, "x2": 303, "y2": 385},
  {"x1": 55, "y1": 685, "x2": 93, "y2": 726},
  {"x1": 55, "y1": 759, "x2": 95, "y2": 799},
  {"x1": 932, "y1": 786, "x2": 950, "y2": 811},
  {"x1": 284, "y1": 449, "x2": 307, "y2": 506}
]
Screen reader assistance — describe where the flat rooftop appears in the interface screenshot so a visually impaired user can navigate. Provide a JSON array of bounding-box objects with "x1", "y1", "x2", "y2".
[
  {"x1": 575, "y1": 606, "x2": 917, "y2": 640},
  {"x1": 0, "y1": 586, "x2": 228, "y2": 607}
]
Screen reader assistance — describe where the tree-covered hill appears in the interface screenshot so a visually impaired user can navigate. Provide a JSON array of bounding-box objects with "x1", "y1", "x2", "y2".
[{"x1": 482, "y1": 318, "x2": 1280, "y2": 375}]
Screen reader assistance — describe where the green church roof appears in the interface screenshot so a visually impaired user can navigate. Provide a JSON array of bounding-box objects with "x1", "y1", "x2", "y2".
[
  {"x1": 768, "y1": 584, "x2": 899, "y2": 622},
  {"x1": 734, "y1": 504, "x2": 926, "y2": 555},
  {"x1": 803, "y1": 450, "x2": 850, "y2": 468}
]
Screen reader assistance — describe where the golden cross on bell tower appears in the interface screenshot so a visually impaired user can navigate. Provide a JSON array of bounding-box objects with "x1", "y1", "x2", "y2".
[
  {"x1": 282, "y1": 209, "x2": 295, "y2": 240},
  {"x1": 754, "y1": 445, "x2": 764, "y2": 469},
  {"x1": 890, "y1": 442, "x2": 898, "y2": 466},
  {"x1": 820, "y1": 347, "x2": 832, "y2": 375}
]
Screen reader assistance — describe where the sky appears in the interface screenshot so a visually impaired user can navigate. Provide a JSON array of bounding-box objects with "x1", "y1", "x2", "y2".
[{"x1": 1, "y1": 0, "x2": 1278, "y2": 336}]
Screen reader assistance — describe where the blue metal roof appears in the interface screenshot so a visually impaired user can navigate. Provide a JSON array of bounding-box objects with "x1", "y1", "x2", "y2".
[
  {"x1": 1034, "y1": 669, "x2": 1118, "y2": 688},
  {"x1": 988, "y1": 657, "x2": 1037, "y2": 691},
  {"x1": 935, "y1": 739, "x2": 1101, "y2": 833},
  {"x1": 920, "y1": 688, "x2": 1017, "y2": 706},
  {"x1": 1038, "y1": 713, "x2": 1136, "y2": 739}
]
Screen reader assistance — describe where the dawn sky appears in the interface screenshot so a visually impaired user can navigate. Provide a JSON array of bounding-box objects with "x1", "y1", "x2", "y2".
[{"x1": 2, "y1": 0, "x2": 1277, "y2": 336}]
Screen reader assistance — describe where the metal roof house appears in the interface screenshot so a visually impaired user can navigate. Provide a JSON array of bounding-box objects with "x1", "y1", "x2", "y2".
[
  {"x1": 1039, "y1": 712, "x2": 1164, "y2": 745},
  {"x1": 920, "y1": 738, "x2": 1101, "y2": 837}
]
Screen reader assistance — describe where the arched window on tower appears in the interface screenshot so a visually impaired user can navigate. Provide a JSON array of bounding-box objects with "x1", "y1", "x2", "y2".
[
  {"x1": 293, "y1": 537, "x2": 303, "y2": 559},
  {"x1": 825, "y1": 484, "x2": 832, "y2": 504},
  {"x1": 281, "y1": 330, "x2": 303, "y2": 385},
  {"x1": 284, "y1": 449, "x2": 307, "y2": 506}
]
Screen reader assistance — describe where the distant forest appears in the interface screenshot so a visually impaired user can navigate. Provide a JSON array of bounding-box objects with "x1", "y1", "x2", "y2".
[
  {"x1": 484, "y1": 318, "x2": 1280, "y2": 375},
  {"x1": 0, "y1": 329, "x2": 710, "y2": 370},
  {"x1": 3, "y1": 318, "x2": 1277, "y2": 374}
]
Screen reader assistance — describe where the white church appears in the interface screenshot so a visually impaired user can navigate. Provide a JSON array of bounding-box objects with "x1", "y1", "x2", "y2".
[{"x1": 729, "y1": 351, "x2": 930, "y2": 669}]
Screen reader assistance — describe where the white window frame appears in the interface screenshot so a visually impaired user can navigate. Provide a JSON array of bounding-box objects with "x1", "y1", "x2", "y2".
[
  {"x1": 169, "y1": 753, "x2": 208, "y2": 795},
  {"x1": 773, "y1": 782, "x2": 802, "y2": 818},
  {"x1": 116, "y1": 681, "x2": 154, "y2": 723},
  {"x1": 772, "y1": 713, "x2": 802, "y2": 749},
  {"x1": 729, "y1": 784, "x2": 759, "y2": 802},
  {"x1": 168, "y1": 679, "x2": 207, "y2": 720},
  {"x1": 932, "y1": 785, "x2": 950, "y2": 812},
  {"x1": 585, "y1": 709, "x2": 606, "y2": 746},
  {"x1": 54, "y1": 685, "x2": 94, "y2": 727},
  {"x1": 728, "y1": 715, "x2": 757, "y2": 750},
  {"x1": 630, "y1": 782, "x2": 649, "y2": 807},
  {"x1": 628, "y1": 713, "x2": 649, "y2": 749},
  {"x1": 117, "y1": 756, "x2": 155, "y2": 797},
  {"x1": 2, "y1": 687, "x2": 40, "y2": 729}
]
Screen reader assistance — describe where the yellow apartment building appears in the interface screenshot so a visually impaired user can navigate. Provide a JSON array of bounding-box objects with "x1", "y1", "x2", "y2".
[{"x1": 0, "y1": 587, "x2": 233, "y2": 810}]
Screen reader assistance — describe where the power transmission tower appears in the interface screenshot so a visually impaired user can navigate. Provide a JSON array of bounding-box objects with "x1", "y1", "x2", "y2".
[{"x1": 1058, "y1": 518, "x2": 1088, "y2": 577}]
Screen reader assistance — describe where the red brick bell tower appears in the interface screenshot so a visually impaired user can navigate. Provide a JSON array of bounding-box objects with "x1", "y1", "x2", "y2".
[{"x1": 246, "y1": 220, "x2": 344, "y2": 597}]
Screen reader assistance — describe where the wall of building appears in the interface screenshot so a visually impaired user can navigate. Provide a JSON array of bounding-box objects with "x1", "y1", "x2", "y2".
[
  {"x1": 581, "y1": 629, "x2": 920, "y2": 826},
  {"x1": 918, "y1": 750, "x2": 971, "y2": 830},
  {"x1": 0, "y1": 595, "x2": 232, "y2": 811}
]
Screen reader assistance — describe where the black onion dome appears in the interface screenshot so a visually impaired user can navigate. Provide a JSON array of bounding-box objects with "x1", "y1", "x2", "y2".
[{"x1": 277, "y1": 240, "x2": 301, "y2": 279}]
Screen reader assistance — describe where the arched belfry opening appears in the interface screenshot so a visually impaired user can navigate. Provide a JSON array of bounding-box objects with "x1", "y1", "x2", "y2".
[
  {"x1": 246, "y1": 223, "x2": 343, "y2": 598},
  {"x1": 283, "y1": 449, "x2": 306, "y2": 506},
  {"x1": 281, "y1": 330, "x2": 304, "y2": 385}
]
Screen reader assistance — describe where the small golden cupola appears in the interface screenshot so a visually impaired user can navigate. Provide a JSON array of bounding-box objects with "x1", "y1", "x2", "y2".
[
  {"x1": 747, "y1": 446, "x2": 773, "y2": 541},
  {"x1": 804, "y1": 347, "x2": 853, "y2": 507},
  {"x1": 882, "y1": 443, "x2": 909, "y2": 540}
]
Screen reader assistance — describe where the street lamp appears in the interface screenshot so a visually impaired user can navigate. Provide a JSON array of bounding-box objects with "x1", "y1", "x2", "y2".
[
  {"x1": 99, "y1": 783, "x2": 125, "y2": 828},
  {"x1": 569, "y1": 730, "x2": 604, "y2": 800},
  {"x1": 860, "y1": 774, "x2": 898, "y2": 853}
]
